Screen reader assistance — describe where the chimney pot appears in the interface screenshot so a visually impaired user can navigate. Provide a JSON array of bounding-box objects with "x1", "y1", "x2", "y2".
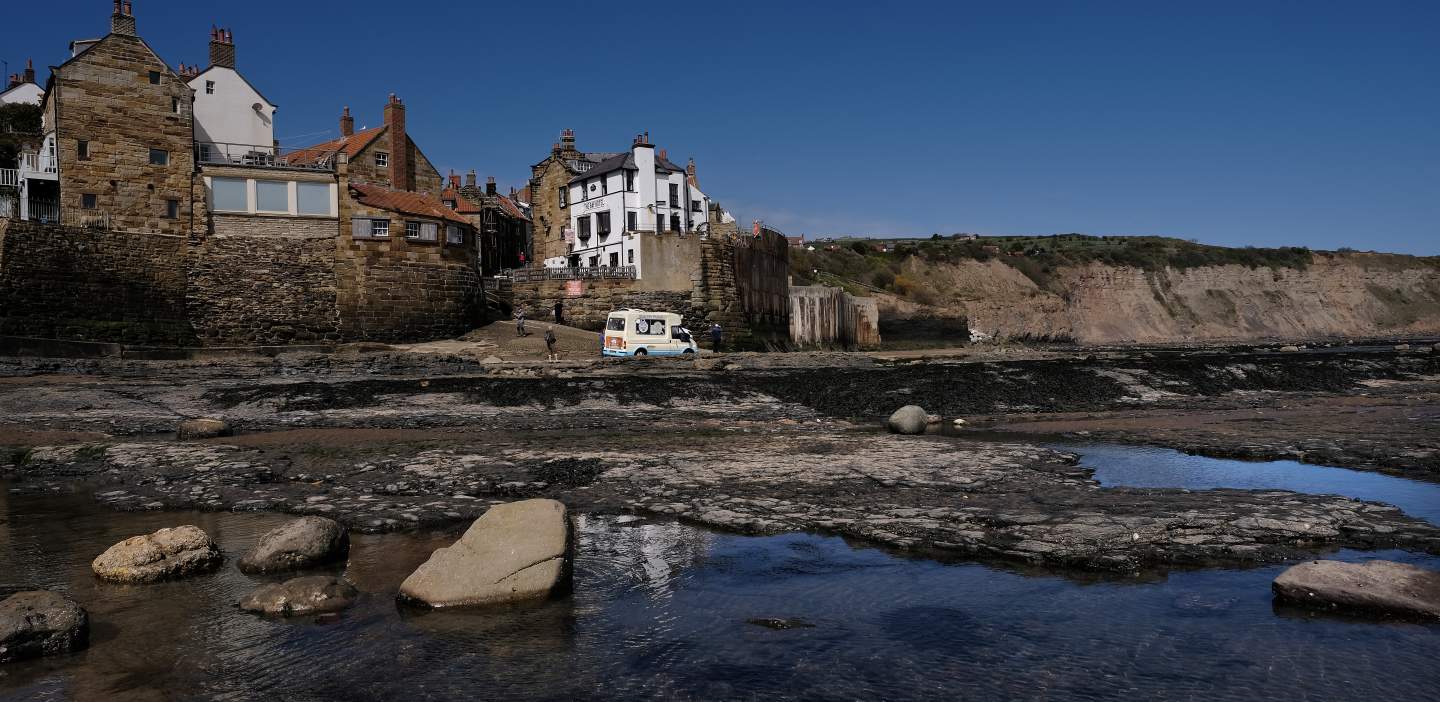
[
  {"x1": 486, "y1": 176, "x2": 497, "y2": 195},
  {"x1": 208, "y1": 26, "x2": 236, "y2": 69},
  {"x1": 111, "y1": 0, "x2": 137, "y2": 35},
  {"x1": 339, "y1": 106, "x2": 353, "y2": 137},
  {"x1": 465, "y1": 170, "x2": 477, "y2": 188}
]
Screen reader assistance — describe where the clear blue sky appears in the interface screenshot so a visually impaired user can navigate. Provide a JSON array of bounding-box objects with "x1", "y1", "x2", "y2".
[{"x1": 6, "y1": 1, "x2": 1438, "y2": 253}]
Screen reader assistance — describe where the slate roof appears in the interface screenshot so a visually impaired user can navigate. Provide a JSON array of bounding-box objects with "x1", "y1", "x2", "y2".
[
  {"x1": 567, "y1": 151, "x2": 686, "y2": 184},
  {"x1": 350, "y1": 183, "x2": 470, "y2": 226},
  {"x1": 283, "y1": 126, "x2": 386, "y2": 167}
]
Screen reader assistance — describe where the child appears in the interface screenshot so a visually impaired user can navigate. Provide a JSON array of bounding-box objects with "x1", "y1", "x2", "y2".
[{"x1": 544, "y1": 327, "x2": 558, "y2": 361}]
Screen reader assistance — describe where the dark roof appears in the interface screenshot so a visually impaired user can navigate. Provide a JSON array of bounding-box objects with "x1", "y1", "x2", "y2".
[
  {"x1": 566, "y1": 151, "x2": 687, "y2": 184},
  {"x1": 350, "y1": 184, "x2": 470, "y2": 226}
]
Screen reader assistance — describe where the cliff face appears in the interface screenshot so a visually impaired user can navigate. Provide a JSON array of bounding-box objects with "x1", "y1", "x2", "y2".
[{"x1": 896, "y1": 254, "x2": 1440, "y2": 344}]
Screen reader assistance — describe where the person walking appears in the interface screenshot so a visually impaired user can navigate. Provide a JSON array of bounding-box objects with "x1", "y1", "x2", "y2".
[
  {"x1": 544, "y1": 327, "x2": 558, "y2": 361},
  {"x1": 709, "y1": 322, "x2": 724, "y2": 353},
  {"x1": 514, "y1": 308, "x2": 527, "y2": 337},
  {"x1": 553, "y1": 300, "x2": 564, "y2": 326}
]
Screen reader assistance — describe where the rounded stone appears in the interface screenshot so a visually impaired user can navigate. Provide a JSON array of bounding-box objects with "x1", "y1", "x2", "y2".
[
  {"x1": 177, "y1": 418, "x2": 229, "y2": 440},
  {"x1": 239, "y1": 576, "x2": 358, "y2": 617},
  {"x1": 0, "y1": 591, "x2": 90, "y2": 664},
  {"x1": 1273, "y1": 559, "x2": 1440, "y2": 620},
  {"x1": 238, "y1": 516, "x2": 349, "y2": 574},
  {"x1": 398, "y1": 499, "x2": 573, "y2": 608},
  {"x1": 886, "y1": 406, "x2": 929, "y2": 435},
  {"x1": 92, "y1": 525, "x2": 223, "y2": 583}
]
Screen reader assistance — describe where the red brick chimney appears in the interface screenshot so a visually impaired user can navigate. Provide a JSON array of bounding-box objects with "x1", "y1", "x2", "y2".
[
  {"x1": 22, "y1": 59, "x2": 35, "y2": 85},
  {"x1": 339, "y1": 106, "x2": 353, "y2": 137},
  {"x1": 560, "y1": 128, "x2": 576, "y2": 153},
  {"x1": 448, "y1": 172, "x2": 461, "y2": 189},
  {"x1": 686, "y1": 157, "x2": 698, "y2": 188},
  {"x1": 111, "y1": 0, "x2": 136, "y2": 36},
  {"x1": 208, "y1": 26, "x2": 235, "y2": 69},
  {"x1": 383, "y1": 94, "x2": 410, "y2": 191},
  {"x1": 486, "y1": 176, "x2": 497, "y2": 196}
]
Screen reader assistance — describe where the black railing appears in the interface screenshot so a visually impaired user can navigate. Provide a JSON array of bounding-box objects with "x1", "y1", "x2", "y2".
[{"x1": 196, "y1": 142, "x2": 336, "y2": 171}]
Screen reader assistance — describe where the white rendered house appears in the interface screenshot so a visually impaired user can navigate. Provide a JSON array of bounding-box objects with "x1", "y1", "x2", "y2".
[
  {"x1": 0, "y1": 60, "x2": 43, "y2": 105},
  {"x1": 185, "y1": 27, "x2": 277, "y2": 164},
  {"x1": 545, "y1": 133, "x2": 711, "y2": 278}
]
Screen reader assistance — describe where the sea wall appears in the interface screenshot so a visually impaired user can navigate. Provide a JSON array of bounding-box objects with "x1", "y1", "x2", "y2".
[{"x1": 790, "y1": 285, "x2": 880, "y2": 349}]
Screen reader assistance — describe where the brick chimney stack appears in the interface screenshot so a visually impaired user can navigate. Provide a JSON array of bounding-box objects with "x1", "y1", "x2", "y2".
[
  {"x1": 111, "y1": 0, "x2": 136, "y2": 36},
  {"x1": 209, "y1": 26, "x2": 235, "y2": 69},
  {"x1": 339, "y1": 106, "x2": 353, "y2": 137},
  {"x1": 486, "y1": 176, "x2": 497, "y2": 195},
  {"x1": 560, "y1": 128, "x2": 575, "y2": 153},
  {"x1": 383, "y1": 94, "x2": 410, "y2": 191},
  {"x1": 448, "y1": 171, "x2": 461, "y2": 189},
  {"x1": 465, "y1": 170, "x2": 477, "y2": 188},
  {"x1": 22, "y1": 59, "x2": 35, "y2": 85},
  {"x1": 686, "y1": 157, "x2": 698, "y2": 188}
]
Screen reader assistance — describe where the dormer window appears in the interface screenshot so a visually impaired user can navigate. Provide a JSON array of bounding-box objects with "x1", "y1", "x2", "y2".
[
  {"x1": 374, "y1": 152, "x2": 389, "y2": 168},
  {"x1": 444, "y1": 200, "x2": 456, "y2": 209},
  {"x1": 205, "y1": 80, "x2": 214, "y2": 94}
]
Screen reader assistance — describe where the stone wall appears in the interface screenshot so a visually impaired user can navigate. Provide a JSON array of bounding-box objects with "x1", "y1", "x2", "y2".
[
  {"x1": 528, "y1": 158, "x2": 572, "y2": 264},
  {"x1": 0, "y1": 219, "x2": 193, "y2": 344},
  {"x1": 189, "y1": 214, "x2": 341, "y2": 345},
  {"x1": 790, "y1": 285, "x2": 881, "y2": 349},
  {"x1": 50, "y1": 33, "x2": 197, "y2": 235}
]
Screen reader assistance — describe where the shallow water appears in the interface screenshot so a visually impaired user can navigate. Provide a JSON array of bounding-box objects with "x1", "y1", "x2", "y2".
[
  {"x1": 1061, "y1": 443, "x2": 1440, "y2": 525},
  {"x1": 3, "y1": 452, "x2": 1440, "y2": 700}
]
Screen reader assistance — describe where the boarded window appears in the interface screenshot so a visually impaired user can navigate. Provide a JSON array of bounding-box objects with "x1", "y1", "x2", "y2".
[
  {"x1": 256, "y1": 181, "x2": 288, "y2": 212},
  {"x1": 297, "y1": 182, "x2": 330, "y2": 216},
  {"x1": 211, "y1": 178, "x2": 247, "y2": 212}
]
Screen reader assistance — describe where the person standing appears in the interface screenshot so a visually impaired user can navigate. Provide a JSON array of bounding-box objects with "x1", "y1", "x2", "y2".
[
  {"x1": 553, "y1": 300, "x2": 564, "y2": 326},
  {"x1": 514, "y1": 308, "x2": 527, "y2": 337},
  {"x1": 544, "y1": 327, "x2": 558, "y2": 361},
  {"x1": 709, "y1": 322, "x2": 724, "y2": 353}
]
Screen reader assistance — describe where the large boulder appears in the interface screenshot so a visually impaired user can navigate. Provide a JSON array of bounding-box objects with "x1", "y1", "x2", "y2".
[
  {"x1": 177, "y1": 418, "x2": 229, "y2": 440},
  {"x1": 1272, "y1": 559, "x2": 1440, "y2": 619},
  {"x1": 239, "y1": 576, "x2": 358, "y2": 617},
  {"x1": 238, "y1": 516, "x2": 349, "y2": 574},
  {"x1": 886, "y1": 406, "x2": 929, "y2": 435},
  {"x1": 398, "y1": 499, "x2": 573, "y2": 608},
  {"x1": 92, "y1": 525, "x2": 223, "y2": 583},
  {"x1": 0, "y1": 591, "x2": 90, "y2": 664}
]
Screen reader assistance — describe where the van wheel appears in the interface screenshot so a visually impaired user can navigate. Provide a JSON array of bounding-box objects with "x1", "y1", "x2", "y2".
[
  {"x1": 682, "y1": 348, "x2": 695, "y2": 355},
  {"x1": 634, "y1": 348, "x2": 647, "y2": 356}
]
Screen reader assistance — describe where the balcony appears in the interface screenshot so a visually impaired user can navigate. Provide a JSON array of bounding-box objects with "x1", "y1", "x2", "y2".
[
  {"x1": 196, "y1": 142, "x2": 336, "y2": 172},
  {"x1": 19, "y1": 151, "x2": 57, "y2": 180}
]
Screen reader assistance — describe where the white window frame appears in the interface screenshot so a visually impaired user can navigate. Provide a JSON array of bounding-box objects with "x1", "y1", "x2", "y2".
[
  {"x1": 205, "y1": 80, "x2": 214, "y2": 94},
  {"x1": 374, "y1": 152, "x2": 389, "y2": 168},
  {"x1": 371, "y1": 219, "x2": 389, "y2": 238},
  {"x1": 255, "y1": 180, "x2": 289, "y2": 214}
]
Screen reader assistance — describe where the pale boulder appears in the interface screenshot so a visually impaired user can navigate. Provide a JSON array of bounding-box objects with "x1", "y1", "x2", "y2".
[
  {"x1": 1272, "y1": 559, "x2": 1440, "y2": 620},
  {"x1": 886, "y1": 406, "x2": 929, "y2": 435},
  {"x1": 92, "y1": 525, "x2": 223, "y2": 583},
  {"x1": 398, "y1": 499, "x2": 574, "y2": 608},
  {"x1": 238, "y1": 516, "x2": 349, "y2": 574},
  {"x1": 177, "y1": 418, "x2": 229, "y2": 440}
]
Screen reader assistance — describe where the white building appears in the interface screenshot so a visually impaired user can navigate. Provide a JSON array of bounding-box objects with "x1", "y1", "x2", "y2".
[
  {"x1": 545, "y1": 133, "x2": 711, "y2": 278},
  {"x1": 0, "y1": 60, "x2": 43, "y2": 105},
  {"x1": 185, "y1": 27, "x2": 277, "y2": 164}
]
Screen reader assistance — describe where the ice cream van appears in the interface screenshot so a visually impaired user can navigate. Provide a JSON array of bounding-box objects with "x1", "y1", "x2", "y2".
[{"x1": 602, "y1": 309, "x2": 699, "y2": 357}]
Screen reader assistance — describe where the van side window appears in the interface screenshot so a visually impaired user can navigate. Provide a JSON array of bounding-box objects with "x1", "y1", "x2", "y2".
[
  {"x1": 635, "y1": 319, "x2": 666, "y2": 335},
  {"x1": 606, "y1": 317, "x2": 626, "y2": 331}
]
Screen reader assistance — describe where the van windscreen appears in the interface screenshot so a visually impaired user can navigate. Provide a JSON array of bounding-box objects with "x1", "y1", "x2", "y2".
[{"x1": 606, "y1": 317, "x2": 626, "y2": 331}]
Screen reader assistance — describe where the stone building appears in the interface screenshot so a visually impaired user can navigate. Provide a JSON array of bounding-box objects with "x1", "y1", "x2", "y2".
[
  {"x1": 39, "y1": 1, "x2": 199, "y2": 234},
  {"x1": 441, "y1": 171, "x2": 530, "y2": 276},
  {"x1": 528, "y1": 129, "x2": 620, "y2": 265},
  {"x1": 285, "y1": 96, "x2": 443, "y2": 197}
]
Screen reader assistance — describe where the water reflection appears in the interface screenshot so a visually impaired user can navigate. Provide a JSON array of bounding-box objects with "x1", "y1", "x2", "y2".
[
  {"x1": 2, "y1": 484, "x2": 1437, "y2": 700},
  {"x1": 1059, "y1": 443, "x2": 1440, "y2": 524}
]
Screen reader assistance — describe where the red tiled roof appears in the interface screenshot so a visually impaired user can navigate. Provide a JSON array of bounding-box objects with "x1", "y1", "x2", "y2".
[
  {"x1": 440, "y1": 187, "x2": 484, "y2": 214},
  {"x1": 350, "y1": 183, "x2": 470, "y2": 226},
  {"x1": 283, "y1": 126, "x2": 386, "y2": 166},
  {"x1": 494, "y1": 192, "x2": 529, "y2": 222}
]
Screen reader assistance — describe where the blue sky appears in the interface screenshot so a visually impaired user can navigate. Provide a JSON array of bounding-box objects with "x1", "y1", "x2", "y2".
[{"x1": 5, "y1": 1, "x2": 1438, "y2": 253}]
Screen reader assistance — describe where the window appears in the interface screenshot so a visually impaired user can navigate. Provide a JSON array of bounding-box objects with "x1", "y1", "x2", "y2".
[
  {"x1": 601, "y1": 177, "x2": 608, "y2": 196},
  {"x1": 446, "y1": 224, "x2": 464, "y2": 244},
  {"x1": 350, "y1": 218, "x2": 384, "y2": 238},
  {"x1": 625, "y1": 171, "x2": 634, "y2": 191},
  {"x1": 405, "y1": 221, "x2": 420, "y2": 239},
  {"x1": 297, "y1": 182, "x2": 331, "y2": 216},
  {"x1": 374, "y1": 152, "x2": 388, "y2": 168},
  {"x1": 443, "y1": 200, "x2": 456, "y2": 209},
  {"x1": 211, "y1": 178, "x2": 247, "y2": 211},
  {"x1": 172, "y1": 98, "x2": 181, "y2": 114},
  {"x1": 557, "y1": 186, "x2": 567, "y2": 208},
  {"x1": 405, "y1": 221, "x2": 438, "y2": 242},
  {"x1": 627, "y1": 211, "x2": 637, "y2": 231},
  {"x1": 148, "y1": 70, "x2": 160, "y2": 85},
  {"x1": 256, "y1": 181, "x2": 288, "y2": 213},
  {"x1": 81, "y1": 193, "x2": 97, "y2": 209},
  {"x1": 636, "y1": 318, "x2": 665, "y2": 336},
  {"x1": 609, "y1": 252, "x2": 619, "y2": 267},
  {"x1": 627, "y1": 249, "x2": 634, "y2": 264},
  {"x1": 165, "y1": 199, "x2": 179, "y2": 219},
  {"x1": 588, "y1": 255, "x2": 599, "y2": 267},
  {"x1": 670, "y1": 214, "x2": 680, "y2": 232},
  {"x1": 371, "y1": 219, "x2": 390, "y2": 238},
  {"x1": 577, "y1": 216, "x2": 591, "y2": 238},
  {"x1": 205, "y1": 80, "x2": 214, "y2": 94},
  {"x1": 691, "y1": 200, "x2": 702, "y2": 213},
  {"x1": 597, "y1": 211, "x2": 610, "y2": 235},
  {"x1": 148, "y1": 148, "x2": 168, "y2": 166},
  {"x1": 77, "y1": 140, "x2": 89, "y2": 160},
  {"x1": 669, "y1": 184, "x2": 679, "y2": 207}
]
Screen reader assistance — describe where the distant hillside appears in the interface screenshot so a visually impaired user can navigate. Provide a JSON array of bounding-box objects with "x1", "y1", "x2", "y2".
[{"x1": 792, "y1": 235, "x2": 1440, "y2": 344}]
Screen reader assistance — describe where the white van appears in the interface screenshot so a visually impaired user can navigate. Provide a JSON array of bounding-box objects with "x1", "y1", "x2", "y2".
[{"x1": 602, "y1": 309, "x2": 699, "y2": 357}]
